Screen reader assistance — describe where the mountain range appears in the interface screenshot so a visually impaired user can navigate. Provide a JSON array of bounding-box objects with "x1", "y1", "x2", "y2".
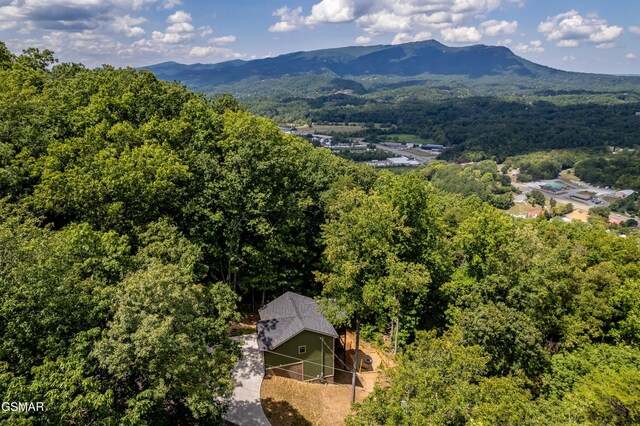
[{"x1": 142, "y1": 40, "x2": 640, "y2": 97}]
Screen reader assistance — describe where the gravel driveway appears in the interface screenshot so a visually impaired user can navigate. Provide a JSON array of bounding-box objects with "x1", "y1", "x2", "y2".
[{"x1": 223, "y1": 335, "x2": 271, "y2": 426}]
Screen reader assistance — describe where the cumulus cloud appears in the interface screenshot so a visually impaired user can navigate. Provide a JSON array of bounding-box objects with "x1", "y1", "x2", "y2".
[
  {"x1": 538, "y1": 10, "x2": 623, "y2": 48},
  {"x1": 199, "y1": 26, "x2": 213, "y2": 36},
  {"x1": 146, "y1": 9, "x2": 194, "y2": 44},
  {"x1": 33, "y1": 30, "x2": 123, "y2": 57},
  {"x1": 514, "y1": 39, "x2": 544, "y2": 53},
  {"x1": 306, "y1": 0, "x2": 355, "y2": 24},
  {"x1": 480, "y1": 19, "x2": 517, "y2": 37},
  {"x1": 167, "y1": 10, "x2": 191, "y2": 24},
  {"x1": 0, "y1": 0, "x2": 159, "y2": 32},
  {"x1": 189, "y1": 45, "x2": 242, "y2": 59},
  {"x1": 629, "y1": 26, "x2": 640, "y2": 35},
  {"x1": 561, "y1": 55, "x2": 576, "y2": 61},
  {"x1": 441, "y1": 26, "x2": 481, "y2": 43},
  {"x1": 112, "y1": 14, "x2": 146, "y2": 37},
  {"x1": 355, "y1": 35, "x2": 371, "y2": 44},
  {"x1": 151, "y1": 30, "x2": 193, "y2": 44},
  {"x1": 626, "y1": 53, "x2": 636, "y2": 59},
  {"x1": 392, "y1": 31, "x2": 433, "y2": 44},
  {"x1": 269, "y1": 6, "x2": 304, "y2": 32},
  {"x1": 209, "y1": 35, "x2": 236, "y2": 45},
  {"x1": 269, "y1": 0, "x2": 523, "y2": 43}
]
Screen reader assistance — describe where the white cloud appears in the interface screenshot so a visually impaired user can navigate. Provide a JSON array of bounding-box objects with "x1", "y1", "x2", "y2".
[
  {"x1": 151, "y1": 30, "x2": 193, "y2": 44},
  {"x1": 269, "y1": 0, "x2": 524, "y2": 43},
  {"x1": 626, "y1": 53, "x2": 636, "y2": 59},
  {"x1": 538, "y1": 10, "x2": 623, "y2": 48},
  {"x1": 596, "y1": 42, "x2": 614, "y2": 49},
  {"x1": 480, "y1": 19, "x2": 517, "y2": 37},
  {"x1": 557, "y1": 39, "x2": 578, "y2": 48},
  {"x1": 167, "y1": 10, "x2": 191, "y2": 24},
  {"x1": 112, "y1": 15, "x2": 146, "y2": 37},
  {"x1": 39, "y1": 30, "x2": 121, "y2": 55},
  {"x1": 514, "y1": 39, "x2": 544, "y2": 53},
  {"x1": 198, "y1": 26, "x2": 213, "y2": 37},
  {"x1": 166, "y1": 22, "x2": 194, "y2": 33},
  {"x1": 269, "y1": 6, "x2": 304, "y2": 32},
  {"x1": 392, "y1": 31, "x2": 432, "y2": 44},
  {"x1": 189, "y1": 45, "x2": 242, "y2": 59},
  {"x1": 629, "y1": 26, "x2": 640, "y2": 35},
  {"x1": 355, "y1": 35, "x2": 371, "y2": 44},
  {"x1": 0, "y1": 20, "x2": 18, "y2": 31},
  {"x1": 561, "y1": 55, "x2": 576, "y2": 61},
  {"x1": 162, "y1": 0, "x2": 181, "y2": 9},
  {"x1": 147, "y1": 9, "x2": 194, "y2": 44},
  {"x1": 209, "y1": 35, "x2": 236, "y2": 45},
  {"x1": 306, "y1": 0, "x2": 355, "y2": 25},
  {"x1": 0, "y1": 0, "x2": 159, "y2": 32},
  {"x1": 441, "y1": 26, "x2": 481, "y2": 43}
]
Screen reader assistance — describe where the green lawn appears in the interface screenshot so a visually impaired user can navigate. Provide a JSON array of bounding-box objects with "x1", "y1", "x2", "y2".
[{"x1": 405, "y1": 148, "x2": 437, "y2": 158}]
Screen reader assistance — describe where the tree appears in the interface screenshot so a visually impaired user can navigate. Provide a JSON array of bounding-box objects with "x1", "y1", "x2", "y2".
[
  {"x1": 318, "y1": 185, "x2": 429, "y2": 402},
  {"x1": 457, "y1": 302, "x2": 549, "y2": 378},
  {"x1": 562, "y1": 202, "x2": 574, "y2": 214},
  {"x1": 0, "y1": 42, "x2": 15, "y2": 69},
  {"x1": 527, "y1": 189, "x2": 546, "y2": 207},
  {"x1": 93, "y1": 261, "x2": 239, "y2": 424},
  {"x1": 92, "y1": 223, "x2": 240, "y2": 424},
  {"x1": 347, "y1": 330, "x2": 537, "y2": 425},
  {"x1": 589, "y1": 206, "x2": 611, "y2": 219}
]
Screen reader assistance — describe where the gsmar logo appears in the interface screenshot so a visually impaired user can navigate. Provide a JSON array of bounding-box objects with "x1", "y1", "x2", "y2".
[{"x1": 1, "y1": 402, "x2": 44, "y2": 412}]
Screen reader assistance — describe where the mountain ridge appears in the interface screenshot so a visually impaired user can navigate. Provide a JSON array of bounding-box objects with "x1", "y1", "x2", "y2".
[{"x1": 141, "y1": 40, "x2": 640, "y2": 96}]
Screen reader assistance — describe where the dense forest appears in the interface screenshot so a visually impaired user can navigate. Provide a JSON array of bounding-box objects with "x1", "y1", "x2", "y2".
[
  {"x1": 1, "y1": 43, "x2": 639, "y2": 425},
  {"x1": 245, "y1": 92, "x2": 640, "y2": 161}
]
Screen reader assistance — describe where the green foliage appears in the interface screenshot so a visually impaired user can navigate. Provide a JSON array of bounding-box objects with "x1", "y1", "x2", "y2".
[
  {"x1": 575, "y1": 149, "x2": 640, "y2": 191},
  {"x1": 318, "y1": 180, "x2": 430, "y2": 325},
  {"x1": 527, "y1": 189, "x2": 546, "y2": 207},
  {"x1": 3, "y1": 44, "x2": 640, "y2": 424},
  {"x1": 589, "y1": 206, "x2": 611, "y2": 219},
  {"x1": 93, "y1": 260, "x2": 238, "y2": 423},
  {"x1": 347, "y1": 331, "x2": 538, "y2": 426},
  {"x1": 421, "y1": 160, "x2": 515, "y2": 209},
  {"x1": 505, "y1": 150, "x2": 586, "y2": 182}
]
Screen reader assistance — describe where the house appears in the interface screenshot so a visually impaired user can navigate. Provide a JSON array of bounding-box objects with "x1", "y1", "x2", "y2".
[
  {"x1": 541, "y1": 182, "x2": 567, "y2": 192},
  {"x1": 387, "y1": 156, "x2": 420, "y2": 166},
  {"x1": 526, "y1": 209, "x2": 546, "y2": 217},
  {"x1": 257, "y1": 292, "x2": 338, "y2": 383},
  {"x1": 614, "y1": 189, "x2": 635, "y2": 199},
  {"x1": 420, "y1": 143, "x2": 444, "y2": 150},
  {"x1": 570, "y1": 191, "x2": 593, "y2": 201}
]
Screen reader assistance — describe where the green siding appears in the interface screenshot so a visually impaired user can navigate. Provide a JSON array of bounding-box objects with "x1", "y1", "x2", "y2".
[{"x1": 264, "y1": 331, "x2": 334, "y2": 380}]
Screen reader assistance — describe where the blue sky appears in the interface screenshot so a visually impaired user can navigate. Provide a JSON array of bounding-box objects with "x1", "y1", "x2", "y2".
[{"x1": 1, "y1": 0, "x2": 639, "y2": 74}]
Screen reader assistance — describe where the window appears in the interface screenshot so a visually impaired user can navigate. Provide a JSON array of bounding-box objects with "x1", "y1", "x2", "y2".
[{"x1": 298, "y1": 345, "x2": 306, "y2": 354}]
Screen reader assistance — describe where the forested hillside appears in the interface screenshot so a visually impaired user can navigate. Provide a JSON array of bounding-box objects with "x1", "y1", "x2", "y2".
[
  {"x1": 0, "y1": 43, "x2": 374, "y2": 424},
  {"x1": 247, "y1": 93, "x2": 640, "y2": 161},
  {"x1": 1, "y1": 43, "x2": 639, "y2": 425}
]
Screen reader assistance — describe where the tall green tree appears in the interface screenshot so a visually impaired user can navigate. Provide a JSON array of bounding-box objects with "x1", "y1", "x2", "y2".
[{"x1": 318, "y1": 183, "x2": 429, "y2": 401}]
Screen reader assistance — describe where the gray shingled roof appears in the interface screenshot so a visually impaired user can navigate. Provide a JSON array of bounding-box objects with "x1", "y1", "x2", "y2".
[{"x1": 257, "y1": 292, "x2": 338, "y2": 351}]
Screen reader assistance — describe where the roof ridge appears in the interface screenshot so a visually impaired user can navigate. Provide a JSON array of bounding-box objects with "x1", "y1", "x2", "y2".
[{"x1": 288, "y1": 292, "x2": 304, "y2": 320}]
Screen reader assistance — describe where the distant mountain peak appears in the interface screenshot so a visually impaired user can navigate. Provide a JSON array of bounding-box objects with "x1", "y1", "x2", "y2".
[{"x1": 142, "y1": 40, "x2": 562, "y2": 94}]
